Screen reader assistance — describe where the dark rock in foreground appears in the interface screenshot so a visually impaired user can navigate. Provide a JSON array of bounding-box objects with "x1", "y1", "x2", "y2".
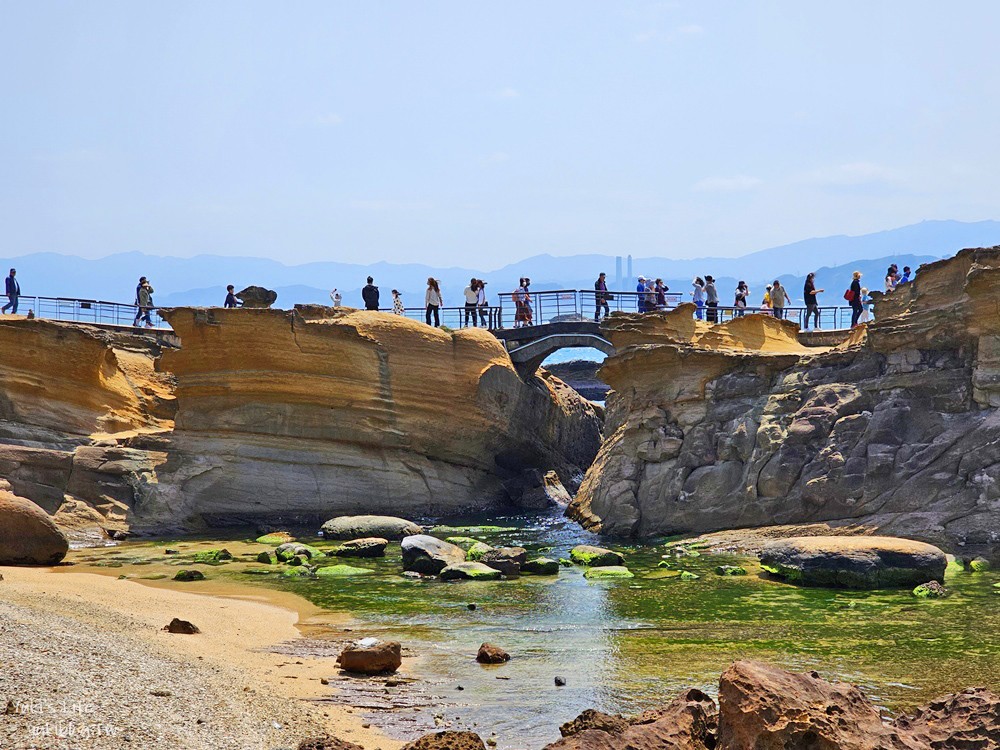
[
  {"x1": 297, "y1": 736, "x2": 364, "y2": 750},
  {"x1": 476, "y1": 643, "x2": 510, "y2": 664},
  {"x1": 759, "y1": 535, "x2": 947, "y2": 589},
  {"x1": 162, "y1": 618, "x2": 200, "y2": 634},
  {"x1": 401, "y1": 535, "x2": 466, "y2": 575},
  {"x1": 400, "y1": 731, "x2": 486, "y2": 750}
]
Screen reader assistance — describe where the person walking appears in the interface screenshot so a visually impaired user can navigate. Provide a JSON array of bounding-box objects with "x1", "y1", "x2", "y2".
[
  {"x1": 362, "y1": 277, "x2": 380, "y2": 310},
  {"x1": 133, "y1": 277, "x2": 155, "y2": 327},
  {"x1": 330, "y1": 288, "x2": 342, "y2": 307},
  {"x1": 477, "y1": 280, "x2": 490, "y2": 327},
  {"x1": 691, "y1": 277, "x2": 705, "y2": 320},
  {"x1": 770, "y1": 279, "x2": 788, "y2": 320},
  {"x1": 224, "y1": 285, "x2": 242, "y2": 308},
  {"x1": 849, "y1": 271, "x2": 864, "y2": 327},
  {"x1": 463, "y1": 278, "x2": 480, "y2": 327},
  {"x1": 2, "y1": 268, "x2": 20, "y2": 314},
  {"x1": 522, "y1": 278, "x2": 534, "y2": 325},
  {"x1": 704, "y1": 275, "x2": 719, "y2": 323},
  {"x1": 803, "y1": 273, "x2": 823, "y2": 329},
  {"x1": 734, "y1": 281, "x2": 749, "y2": 316},
  {"x1": 594, "y1": 272, "x2": 610, "y2": 321},
  {"x1": 425, "y1": 277, "x2": 442, "y2": 327},
  {"x1": 636, "y1": 276, "x2": 647, "y2": 313},
  {"x1": 392, "y1": 289, "x2": 405, "y2": 315}
]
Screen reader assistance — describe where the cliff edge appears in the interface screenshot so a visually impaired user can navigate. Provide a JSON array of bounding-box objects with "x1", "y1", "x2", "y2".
[{"x1": 570, "y1": 247, "x2": 1000, "y2": 559}]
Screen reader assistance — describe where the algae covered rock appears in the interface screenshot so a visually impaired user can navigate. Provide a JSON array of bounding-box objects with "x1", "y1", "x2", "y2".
[
  {"x1": 315, "y1": 564, "x2": 374, "y2": 577},
  {"x1": 401, "y1": 535, "x2": 466, "y2": 575},
  {"x1": 465, "y1": 542, "x2": 494, "y2": 562},
  {"x1": 276, "y1": 542, "x2": 324, "y2": 562},
  {"x1": 322, "y1": 515, "x2": 421, "y2": 541},
  {"x1": 256, "y1": 551, "x2": 276, "y2": 565},
  {"x1": 334, "y1": 537, "x2": 388, "y2": 558},
  {"x1": 759, "y1": 536, "x2": 946, "y2": 589},
  {"x1": 192, "y1": 548, "x2": 233, "y2": 565},
  {"x1": 583, "y1": 566, "x2": 634, "y2": 579},
  {"x1": 679, "y1": 570, "x2": 700, "y2": 580},
  {"x1": 969, "y1": 557, "x2": 992, "y2": 572},
  {"x1": 255, "y1": 531, "x2": 294, "y2": 546},
  {"x1": 570, "y1": 545, "x2": 624, "y2": 567},
  {"x1": 173, "y1": 569, "x2": 205, "y2": 582},
  {"x1": 444, "y1": 537, "x2": 482, "y2": 551},
  {"x1": 715, "y1": 565, "x2": 748, "y2": 576},
  {"x1": 281, "y1": 566, "x2": 315, "y2": 578},
  {"x1": 439, "y1": 562, "x2": 502, "y2": 581},
  {"x1": 523, "y1": 557, "x2": 560, "y2": 575},
  {"x1": 913, "y1": 580, "x2": 949, "y2": 598}
]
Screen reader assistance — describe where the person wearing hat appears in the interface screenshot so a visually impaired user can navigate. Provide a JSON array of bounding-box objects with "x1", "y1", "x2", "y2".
[
  {"x1": 132, "y1": 276, "x2": 155, "y2": 327},
  {"x1": 705, "y1": 275, "x2": 719, "y2": 323},
  {"x1": 636, "y1": 276, "x2": 647, "y2": 313},
  {"x1": 476, "y1": 279, "x2": 490, "y2": 327},
  {"x1": 392, "y1": 289, "x2": 405, "y2": 315}
]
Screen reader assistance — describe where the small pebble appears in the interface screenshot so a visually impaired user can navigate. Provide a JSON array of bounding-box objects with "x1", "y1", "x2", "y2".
[{"x1": 554, "y1": 676, "x2": 566, "y2": 686}]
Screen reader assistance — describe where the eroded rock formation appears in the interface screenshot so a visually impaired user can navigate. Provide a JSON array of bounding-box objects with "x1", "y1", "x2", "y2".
[
  {"x1": 571, "y1": 248, "x2": 1000, "y2": 559},
  {"x1": 0, "y1": 307, "x2": 600, "y2": 537}
]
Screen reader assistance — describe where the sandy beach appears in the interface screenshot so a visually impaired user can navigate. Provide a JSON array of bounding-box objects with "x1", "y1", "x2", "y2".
[{"x1": 0, "y1": 565, "x2": 403, "y2": 750}]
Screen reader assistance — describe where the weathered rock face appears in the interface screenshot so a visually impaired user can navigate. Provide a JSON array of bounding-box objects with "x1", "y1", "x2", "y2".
[
  {"x1": 134, "y1": 307, "x2": 601, "y2": 531},
  {"x1": 401, "y1": 534, "x2": 466, "y2": 575},
  {"x1": 759, "y1": 535, "x2": 947, "y2": 589},
  {"x1": 0, "y1": 490, "x2": 69, "y2": 565},
  {"x1": 571, "y1": 248, "x2": 1000, "y2": 559},
  {"x1": 235, "y1": 285, "x2": 278, "y2": 308}
]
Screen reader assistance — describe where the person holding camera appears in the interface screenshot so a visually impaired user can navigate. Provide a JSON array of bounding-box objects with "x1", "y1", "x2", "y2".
[{"x1": 133, "y1": 276, "x2": 155, "y2": 327}]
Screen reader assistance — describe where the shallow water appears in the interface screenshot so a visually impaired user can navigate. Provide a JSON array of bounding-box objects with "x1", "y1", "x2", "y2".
[{"x1": 71, "y1": 510, "x2": 1000, "y2": 748}]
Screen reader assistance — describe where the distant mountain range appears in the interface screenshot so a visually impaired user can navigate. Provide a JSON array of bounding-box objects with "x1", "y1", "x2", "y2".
[{"x1": 3, "y1": 219, "x2": 998, "y2": 310}]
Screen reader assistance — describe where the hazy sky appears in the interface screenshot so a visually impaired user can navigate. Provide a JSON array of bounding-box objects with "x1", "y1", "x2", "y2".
[{"x1": 3, "y1": 1, "x2": 1000, "y2": 265}]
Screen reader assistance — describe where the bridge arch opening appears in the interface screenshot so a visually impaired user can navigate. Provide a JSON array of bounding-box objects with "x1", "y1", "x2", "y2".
[{"x1": 540, "y1": 347, "x2": 610, "y2": 403}]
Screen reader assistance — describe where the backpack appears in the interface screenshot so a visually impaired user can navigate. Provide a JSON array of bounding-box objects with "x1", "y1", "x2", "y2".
[{"x1": 844, "y1": 289, "x2": 855, "y2": 302}]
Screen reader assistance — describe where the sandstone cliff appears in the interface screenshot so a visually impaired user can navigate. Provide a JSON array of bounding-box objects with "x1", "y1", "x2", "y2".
[
  {"x1": 128, "y1": 307, "x2": 601, "y2": 531},
  {"x1": 570, "y1": 247, "x2": 1000, "y2": 559}
]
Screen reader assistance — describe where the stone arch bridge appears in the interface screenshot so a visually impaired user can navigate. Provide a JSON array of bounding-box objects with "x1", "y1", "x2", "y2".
[{"x1": 492, "y1": 322, "x2": 614, "y2": 378}]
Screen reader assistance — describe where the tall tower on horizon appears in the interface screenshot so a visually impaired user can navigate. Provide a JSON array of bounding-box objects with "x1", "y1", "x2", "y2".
[
  {"x1": 615, "y1": 256, "x2": 622, "y2": 289},
  {"x1": 627, "y1": 255, "x2": 633, "y2": 282}
]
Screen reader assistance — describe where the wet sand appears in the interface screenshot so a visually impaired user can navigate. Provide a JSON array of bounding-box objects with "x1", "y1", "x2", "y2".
[{"x1": 0, "y1": 565, "x2": 403, "y2": 750}]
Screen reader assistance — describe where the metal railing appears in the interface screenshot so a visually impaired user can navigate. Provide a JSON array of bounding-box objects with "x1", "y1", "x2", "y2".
[{"x1": 15, "y1": 296, "x2": 170, "y2": 330}]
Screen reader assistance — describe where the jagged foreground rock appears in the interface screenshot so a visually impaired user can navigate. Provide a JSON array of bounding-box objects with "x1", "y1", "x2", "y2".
[
  {"x1": 571, "y1": 247, "x2": 1000, "y2": 559},
  {"x1": 545, "y1": 660, "x2": 999, "y2": 750},
  {"x1": 0, "y1": 307, "x2": 600, "y2": 538}
]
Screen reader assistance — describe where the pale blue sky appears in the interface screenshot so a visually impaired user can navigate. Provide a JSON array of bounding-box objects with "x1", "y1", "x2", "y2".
[{"x1": 3, "y1": 1, "x2": 999, "y2": 265}]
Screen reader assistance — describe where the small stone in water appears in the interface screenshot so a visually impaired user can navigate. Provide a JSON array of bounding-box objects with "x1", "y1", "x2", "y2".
[
  {"x1": 468, "y1": 603, "x2": 477, "y2": 610},
  {"x1": 555, "y1": 676, "x2": 566, "y2": 686},
  {"x1": 456, "y1": 685, "x2": 465, "y2": 691}
]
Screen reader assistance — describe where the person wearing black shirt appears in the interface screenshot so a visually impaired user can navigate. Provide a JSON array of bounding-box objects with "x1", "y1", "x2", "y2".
[
  {"x1": 361, "y1": 276, "x2": 380, "y2": 311},
  {"x1": 803, "y1": 273, "x2": 823, "y2": 329},
  {"x1": 224, "y1": 285, "x2": 242, "y2": 308},
  {"x1": 849, "y1": 271, "x2": 864, "y2": 327}
]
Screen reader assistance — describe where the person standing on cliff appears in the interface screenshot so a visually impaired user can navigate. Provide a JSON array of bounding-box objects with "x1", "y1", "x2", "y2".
[
  {"x1": 463, "y1": 278, "x2": 480, "y2": 327},
  {"x1": 2, "y1": 268, "x2": 20, "y2": 314},
  {"x1": 770, "y1": 279, "x2": 788, "y2": 320},
  {"x1": 133, "y1": 277, "x2": 154, "y2": 327},
  {"x1": 849, "y1": 271, "x2": 864, "y2": 327},
  {"x1": 330, "y1": 288, "x2": 342, "y2": 307},
  {"x1": 392, "y1": 289, "x2": 405, "y2": 315},
  {"x1": 691, "y1": 277, "x2": 705, "y2": 320},
  {"x1": 362, "y1": 277, "x2": 380, "y2": 310},
  {"x1": 704, "y1": 275, "x2": 719, "y2": 323},
  {"x1": 655, "y1": 278, "x2": 668, "y2": 309},
  {"x1": 594, "y1": 273, "x2": 610, "y2": 321},
  {"x1": 224, "y1": 285, "x2": 242, "y2": 308},
  {"x1": 900, "y1": 266, "x2": 912, "y2": 284},
  {"x1": 636, "y1": 276, "x2": 647, "y2": 313},
  {"x1": 425, "y1": 277, "x2": 442, "y2": 327},
  {"x1": 803, "y1": 273, "x2": 823, "y2": 329},
  {"x1": 734, "y1": 281, "x2": 749, "y2": 316}
]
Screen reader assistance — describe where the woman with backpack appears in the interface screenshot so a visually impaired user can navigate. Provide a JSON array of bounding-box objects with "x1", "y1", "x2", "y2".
[
  {"x1": 425, "y1": 277, "x2": 443, "y2": 327},
  {"x1": 848, "y1": 271, "x2": 864, "y2": 327}
]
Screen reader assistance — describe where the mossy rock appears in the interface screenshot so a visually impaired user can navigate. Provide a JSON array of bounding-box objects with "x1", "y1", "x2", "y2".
[
  {"x1": 439, "y1": 562, "x2": 503, "y2": 581},
  {"x1": 522, "y1": 558, "x2": 560, "y2": 575},
  {"x1": 430, "y1": 525, "x2": 515, "y2": 536},
  {"x1": 913, "y1": 581, "x2": 949, "y2": 598},
  {"x1": 192, "y1": 549, "x2": 233, "y2": 565},
  {"x1": 256, "y1": 551, "x2": 277, "y2": 565},
  {"x1": 657, "y1": 561, "x2": 671, "y2": 568},
  {"x1": 969, "y1": 557, "x2": 992, "y2": 572},
  {"x1": 281, "y1": 566, "x2": 315, "y2": 578},
  {"x1": 173, "y1": 570, "x2": 205, "y2": 582},
  {"x1": 315, "y1": 564, "x2": 374, "y2": 577},
  {"x1": 679, "y1": 571, "x2": 700, "y2": 581},
  {"x1": 583, "y1": 566, "x2": 634, "y2": 580},
  {"x1": 570, "y1": 545, "x2": 624, "y2": 567},
  {"x1": 256, "y1": 532, "x2": 294, "y2": 546},
  {"x1": 946, "y1": 558, "x2": 965, "y2": 574},
  {"x1": 275, "y1": 543, "x2": 325, "y2": 562},
  {"x1": 644, "y1": 569, "x2": 681, "y2": 579},
  {"x1": 138, "y1": 574, "x2": 168, "y2": 580},
  {"x1": 444, "y1": 537, "x2": 483, "y2": 551},
  {"x1": 286, "y1": 554, "x2": 310, "y2": 567},
  {"x1": 466, "y1": 542, "x2": 494, "y2": 562},
  {"x1": 715, "y1": 565, "x2": 748, "y2": 576},
  {"x1": 559, "y1": 558, "x2": 572, "y2": 567}
]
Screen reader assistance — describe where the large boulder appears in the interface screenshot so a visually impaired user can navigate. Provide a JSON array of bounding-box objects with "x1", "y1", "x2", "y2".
[
  {"x1": 481, "y1": 546, "x2": 527, "y2": 576},
  {"x1": 235, "y1": 285, "x2": 278, "y2": 308},
  {"x1": 322, "y1": 515, "x2": 421, "y2": 540},
  {"x1": 544, "y1": 688, "x2": 717, "y2": 750},
  {"x1": 401, "y1": 732, "x2": 486, "y2": 750},
  {"x1": 439, "y1": 562, "x2": 501, "y2": 581},
  {"x1": 0, "y1": 491, "x2": 69, "y2": 565},
  {"x1": 759, "y1": 535, "x2": 947, "y2": 589},
  {"x1": 891, "y1": 687, "x2": 1000, "y2": 748},
  {"x1": 570, "y1": 545, "x2": 624, "y2": 567},
  {"x1": 334, "y1": 537, "x2": 388, "y2": 558},
  {"x1": 337, "y1": 639, "x2": 401, "y2": 674},
  {"x1": 401, "y1": 535, "x2": 466, "y2": 575}
]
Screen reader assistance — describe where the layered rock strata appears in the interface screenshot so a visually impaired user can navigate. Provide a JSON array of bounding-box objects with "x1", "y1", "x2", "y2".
[{"x1": 571, "y1": 247, "x2": 1000, "y2": 559}]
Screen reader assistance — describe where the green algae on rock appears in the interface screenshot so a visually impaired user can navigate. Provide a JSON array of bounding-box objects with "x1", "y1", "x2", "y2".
[
  {"x1": 315, "y1": 564, "x2": 375, "y2": 577},
  {"x1": 570, "y1": 545, "x2": 624, "y2": 567},
  {"x1": 466, "y1": 542, "x2": 494, "y2": 562},
  {"x1": 584, "y1": 565, "x2": 634, "y2": 580},
  {"x1": 680, "y1": 571, "x2": 700, "y2": 580},
  {"x1": 716, "y1": 565, "x2": 748, "y2": 576},
  {"x1": 522, "y1": 558, "x2": 560, "y2": 575},
  {"x1": 192, "y1": 549, "x2": 233, "y2": 565},
  {"x1": 445, "y1": 537, "x2": 483, "y2": 551},
  {"x1": 255, "y1": 532, "x2": 294, "y2": 546},
  {"x1": 913, "y1": 581, "x2": 950, "y2": 598},
  {"x1": 439, "y1": 562, "x2": 503, "y2": 581},
  {"x1": 173, "y1": 569, "x2": 206, "y2": 582}
]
